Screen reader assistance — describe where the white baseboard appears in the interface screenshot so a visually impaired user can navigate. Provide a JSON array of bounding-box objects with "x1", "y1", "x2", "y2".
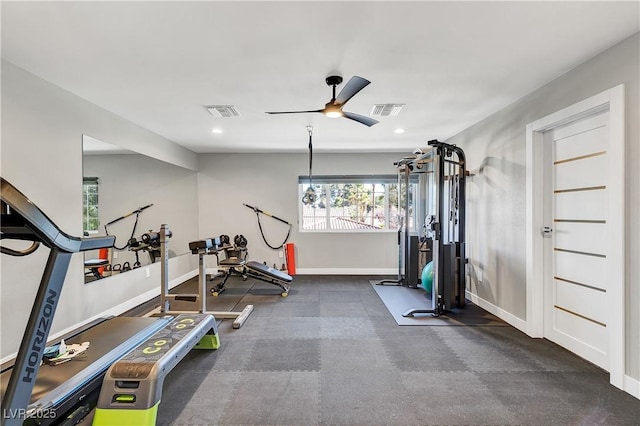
[
  {"x1": 624, "y1": 375, "x2": 640, "y2": 400},
  {"x1": 295, "y1": 268, "x2": 397, "y2": 275},
  {"x1": 465, "y1": 290, "x2": 528, "y2": 334}
]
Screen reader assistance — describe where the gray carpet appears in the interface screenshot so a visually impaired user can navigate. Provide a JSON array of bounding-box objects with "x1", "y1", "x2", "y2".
[
  {"x1": 153, "y1": 274, "x2": 640, "y2": 426},
  {"x1": 370, "y1": 280, "x2": 508, "y2": 326}
]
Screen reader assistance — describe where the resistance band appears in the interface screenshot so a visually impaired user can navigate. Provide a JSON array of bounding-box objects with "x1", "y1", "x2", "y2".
[
  {"x1": 104, "y1": 203, "x2": 153, "y2": 250},
  {"x1": 243, "y1": 203, "x2": 291, "y2": 250}
]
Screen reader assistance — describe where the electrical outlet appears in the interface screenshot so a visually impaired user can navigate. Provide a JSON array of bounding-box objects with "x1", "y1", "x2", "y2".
[
  {"x1": 113, "y1": 252, "x2": 118, "y2": 259},
  {"x1": 279, "y1": 251, "x2": 284, "y2": 258},
  {"x1": 477, "y1": 267, "x2": 483, "y2": 283},
  {"x1": 145, "y1": 267, "x2": 151, "y2": 278}
]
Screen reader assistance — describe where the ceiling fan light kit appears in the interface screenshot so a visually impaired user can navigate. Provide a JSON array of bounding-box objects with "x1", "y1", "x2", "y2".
[
  {"x1": 265, "y1": 75, "x2": 379, "y2": 127},
  {"x1": 323, "y1": 102, "x2": 343, "y2": 118}
]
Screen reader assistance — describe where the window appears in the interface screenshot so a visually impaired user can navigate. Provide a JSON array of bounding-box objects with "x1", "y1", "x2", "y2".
[
  {"x1": 298, "y1": 175, "x2": 416, "y2": 232},
  {"x1": 83, "y1": 177, "x2": 100, "y2": 234}
]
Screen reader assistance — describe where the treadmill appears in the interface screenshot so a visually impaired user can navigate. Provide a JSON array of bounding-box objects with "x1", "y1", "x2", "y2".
[{"x1": 0, "y1": 178, "x2": 171, "y2": 426}]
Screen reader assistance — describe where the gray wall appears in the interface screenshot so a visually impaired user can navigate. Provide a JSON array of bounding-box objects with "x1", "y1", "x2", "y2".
[
  {"x1": 446, "y1": 33, "x2": 639, "y2": 381},
  {"x1": 83, "y1": 153, "x2": 199, "y2": 266},
  {"x1": 197, "y1": 153, "x2": 404, "y2": 273},
  {"x1": 0, "y1": 60, "x2": 199, "y2": 360}
]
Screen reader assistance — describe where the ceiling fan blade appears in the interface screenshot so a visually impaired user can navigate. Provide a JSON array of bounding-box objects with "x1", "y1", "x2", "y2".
[
  {"x1": 343, "y1": 111, "x2": 379, "y2": 127},
  {"x1": 265, "y1": 110, "x2": 323, "y2": 114},
  {"x1": 334, "y1": 76, "x2": 371, "y2": 106}
]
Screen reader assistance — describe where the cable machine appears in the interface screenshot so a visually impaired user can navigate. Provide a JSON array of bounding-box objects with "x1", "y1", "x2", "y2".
[
  {"x1": 376, "y1": 155, "x2": 420, "y2": 287},
  {"x1": 377, "y1": 140, "x2": 467, "y2": 316}
]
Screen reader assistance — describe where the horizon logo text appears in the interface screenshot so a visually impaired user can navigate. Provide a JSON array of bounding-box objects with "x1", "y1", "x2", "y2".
[{"x1": 23, "y1": 288, "x2": 57, "y2": 383}]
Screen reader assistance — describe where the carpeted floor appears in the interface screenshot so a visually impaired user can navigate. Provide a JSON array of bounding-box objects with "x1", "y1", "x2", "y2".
[{"x1": 153, "y1": 274, "x2": 640, "y2": 425}]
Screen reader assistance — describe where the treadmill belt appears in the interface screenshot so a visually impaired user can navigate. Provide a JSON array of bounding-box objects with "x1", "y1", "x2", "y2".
[{"x1": 1, "y1": 316, "x2": 161, "y2": 404}]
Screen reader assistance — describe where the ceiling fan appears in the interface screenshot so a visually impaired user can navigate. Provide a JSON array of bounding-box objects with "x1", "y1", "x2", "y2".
[{"x1": 265, "y1": 75, "x2": 379, "y2": 127}]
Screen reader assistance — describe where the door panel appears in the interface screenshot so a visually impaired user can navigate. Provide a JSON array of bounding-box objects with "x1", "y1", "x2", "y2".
[
  {"x1": 554, "y1": 155, "x2": 607, "y2": 191},
  {"x1": 554, "y1": 250, "x2": 607, "y2": 291},
  {"x1": 555, "y1": 189, "x2": 606, "y2": 221},
  {"x1": 545, "y1": 109, "x2": 609, "y2": 370},
  {"x1": 554, "y1": 124, "x2": 607, "y2": 161},
  {"x1": 555, "y1": 278, "x2": 606, "y2": 324},
  {"x1": 553, "y1": 222, "x2": 607, "y2": 255},
  {"x1": 553, "y1": 307, "x2": 607, "y2": 365}
]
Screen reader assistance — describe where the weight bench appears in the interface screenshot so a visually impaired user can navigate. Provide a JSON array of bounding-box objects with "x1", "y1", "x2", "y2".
[
  {"x1": 211, "y1": 259, "x2": 292, "y2": 297},
  {"x1": 245, "y1": 261, "x2": 292, "y2": 297},
  {"x1": 209, "y1": 240, "x2": 248, "y2": 296},
  {"x1": 84, "y1": 258, "x2": 110, "y2": 280},
  {"x1": 93, "y1": 314, "x2": 219, "y2": 425}
]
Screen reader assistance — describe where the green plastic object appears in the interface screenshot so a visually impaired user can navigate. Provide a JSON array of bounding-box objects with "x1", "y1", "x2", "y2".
[
  {"x1": 93, "y1": 401, "x2": 159, "y2": 425},
  {"x1": 195, "y1": 333, "x2": 221, "y2": 350},
  {"x1": 421, "y1": 261, "x2": 433, "y2": 293}
]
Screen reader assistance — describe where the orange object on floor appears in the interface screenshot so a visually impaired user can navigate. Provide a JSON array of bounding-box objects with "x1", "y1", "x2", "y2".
[
  {"x1": 285, "y1": 242, "x2": 296, "y2": 276},
  {"x1": 98, "y1": 248, "x2": 109, "y2": 275}
]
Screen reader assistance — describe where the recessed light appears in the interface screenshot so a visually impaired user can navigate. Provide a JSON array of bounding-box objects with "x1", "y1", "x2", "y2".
[
  {"x1": 394, "y1": 128, "x2": 405, "y2": 134},
  {"x1": 211, "y1": 128, "x2": 223, "y2": 134}
]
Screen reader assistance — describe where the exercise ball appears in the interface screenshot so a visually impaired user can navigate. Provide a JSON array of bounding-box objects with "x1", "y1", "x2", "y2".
[{"x1": 421, "y1": 261, "x2": 433, "y2": 293}]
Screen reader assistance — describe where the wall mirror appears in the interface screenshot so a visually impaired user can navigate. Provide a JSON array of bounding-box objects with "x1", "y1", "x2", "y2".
[{"x1": 82, "y1": 135, "x2": 199, "y2": 283}]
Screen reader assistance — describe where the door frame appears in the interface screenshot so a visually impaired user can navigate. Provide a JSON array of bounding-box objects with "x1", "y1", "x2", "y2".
[{"x1": 525, "y1": 84, "x2": 625, "y2": 388}]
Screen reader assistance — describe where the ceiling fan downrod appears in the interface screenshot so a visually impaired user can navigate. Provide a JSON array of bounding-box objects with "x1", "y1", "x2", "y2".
[
  {"x1": 302, "y1": 125, "x2": 317, "y2": 206},
  {"x1": 326, "y1": 75, "x2": 343, "y2": 102}
]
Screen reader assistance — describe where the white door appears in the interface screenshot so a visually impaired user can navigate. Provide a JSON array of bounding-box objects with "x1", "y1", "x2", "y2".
[
  {"x1": 527, "y1": 85, "x2": 625, "y2": 389},
  {"x1": 542, "y1": 111, "x2": 610, "y2": 369}
]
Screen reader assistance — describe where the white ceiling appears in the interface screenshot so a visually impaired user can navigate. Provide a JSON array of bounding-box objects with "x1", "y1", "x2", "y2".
[{"x1": 2, "y1": 1, "x2": 638, "y2": 154}]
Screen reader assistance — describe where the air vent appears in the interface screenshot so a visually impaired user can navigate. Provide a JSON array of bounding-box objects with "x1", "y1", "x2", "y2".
[
  {"x1": 205, "y1": 105, "x2": 240, "y2": 118},
  {"x1": 370, "y1": 103, "x2": 405, "y2": 117}
]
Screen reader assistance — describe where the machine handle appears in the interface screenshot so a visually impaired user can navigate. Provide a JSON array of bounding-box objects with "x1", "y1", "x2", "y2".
[{"x1": 243, "y1": 203, "x2": 291, "y2": 226}]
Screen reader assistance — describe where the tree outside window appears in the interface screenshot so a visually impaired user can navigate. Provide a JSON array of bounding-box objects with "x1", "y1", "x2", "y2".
[
  {"x1": 299, "y1": 176, "x2": 415, "y2": 232},
  {"x1": 83, "y1": 177, "x2": 99, "y2": 234}
]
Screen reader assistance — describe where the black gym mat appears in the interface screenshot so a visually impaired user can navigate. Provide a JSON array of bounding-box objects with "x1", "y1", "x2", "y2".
[
  {"x1": 153, "y1": 275, "x2": 640, "y2": 426},
  {"x1": 370, "y1": 281, "x2": 507, "y2": 326}
]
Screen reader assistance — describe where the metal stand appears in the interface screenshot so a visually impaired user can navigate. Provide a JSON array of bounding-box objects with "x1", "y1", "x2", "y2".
[
  {"x1": 146, "y1": 229, "x2": 253, "y2": 329},
  {"x1": 375, "y1": 158, "x2": 420, "y2": 287}
]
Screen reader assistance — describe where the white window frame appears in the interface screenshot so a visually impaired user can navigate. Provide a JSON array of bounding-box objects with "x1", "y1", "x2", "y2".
[
  {"x1": 83, "y1": 176, "x2": 100, "y2": 235},
  {"x1": 298, "y1": 175, "x2": 416, "y2": 233}
]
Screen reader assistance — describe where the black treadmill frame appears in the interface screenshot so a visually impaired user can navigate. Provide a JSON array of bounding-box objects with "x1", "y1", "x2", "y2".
[{"x1": 1, "y1": 178, "x2": 115, "y2": 426}]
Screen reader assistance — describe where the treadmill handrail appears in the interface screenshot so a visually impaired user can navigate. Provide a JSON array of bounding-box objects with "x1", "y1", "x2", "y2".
[{"x1": 1, "y1": 178, "x2": 114, "y2": 253}]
